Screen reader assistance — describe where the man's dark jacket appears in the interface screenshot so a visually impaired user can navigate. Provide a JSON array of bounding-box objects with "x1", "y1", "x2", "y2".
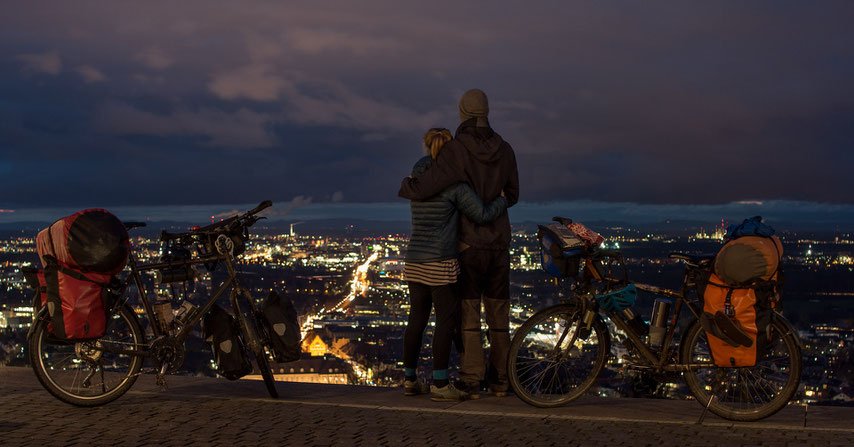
[
  {"x1": 399, "y1": 120, "x2": 519, "y2": 249},
  {"x1": 405, "y1": 156, "x2": 508, "y2": 263}
]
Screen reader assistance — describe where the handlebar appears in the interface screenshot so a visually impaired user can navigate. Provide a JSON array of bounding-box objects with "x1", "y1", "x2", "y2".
[
  {"x1": 192, "y1": 200, "x2": 272, "y2": 233},
  {"x1": 249, "y1": 200, "x2": 273, "y2": 215},
  {"x1": 552, "y1": 216, "x2": 573, "y2": 226},
  {"x1": 158, "y1": 200, "x2": 273, "y2": 242}
]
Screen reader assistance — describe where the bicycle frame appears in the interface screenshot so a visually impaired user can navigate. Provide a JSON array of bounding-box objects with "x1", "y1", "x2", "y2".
[
  {"x1": 579, "y1": 254, "x2": 709, "y2": 372},
  {"x1": 103, "y1": 241, "x2": 260, "y2": 358}
]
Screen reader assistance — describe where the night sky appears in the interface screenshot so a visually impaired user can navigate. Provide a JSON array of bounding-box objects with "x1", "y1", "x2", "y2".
[{"x1": 1, "y1": 2, "x2": 853, "y2": 215}]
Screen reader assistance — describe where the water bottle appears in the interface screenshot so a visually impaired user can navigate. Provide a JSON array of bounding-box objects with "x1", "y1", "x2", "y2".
[
  {"x1": 153, "y1": 299, "x2": 175, "y2": 334},
  {"x1": 648, "y1": 299, "x2": 672, "y2": 347},
  {"x1": 620, "y1": 308, "x2": 649, "y2": 336},
  {"x1": 174, "y1": 302, "x2": 198, "y2": 327}
]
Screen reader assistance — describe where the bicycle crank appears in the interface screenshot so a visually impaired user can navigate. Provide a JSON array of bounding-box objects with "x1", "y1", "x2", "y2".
[{"x1": 150, "y1": 336, "x2": 186, "y2": 375}]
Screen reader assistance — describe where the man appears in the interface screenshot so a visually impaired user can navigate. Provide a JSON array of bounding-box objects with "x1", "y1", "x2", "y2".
[{"x1": 398, "y1": 89, "x2": 519, "y2": 398}]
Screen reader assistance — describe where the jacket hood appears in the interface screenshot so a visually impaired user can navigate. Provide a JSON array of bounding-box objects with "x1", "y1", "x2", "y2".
[
  {"x1": 410, "y1": 156, "x2": 433, "y2": 179},
  {"x1": 455, "y1": 119, "x2": 505, "y2": 164}
]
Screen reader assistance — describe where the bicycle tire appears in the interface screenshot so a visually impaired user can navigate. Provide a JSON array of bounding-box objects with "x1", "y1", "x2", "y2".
[
  {"x1": 508, "y1": 303, "x2": 610, "y2": 407},
  {"x1": 29, "y1": 303, "x2": 144, "y2": 406},
  {"x1": 249, "y1": 310, "x2": 279, "y2": 399},
  {"x1": 680, "y1": 315, "x2": 802, "y2": 421}
]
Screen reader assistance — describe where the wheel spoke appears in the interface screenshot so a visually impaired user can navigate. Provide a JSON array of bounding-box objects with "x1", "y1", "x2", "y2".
[
  {"x1": 33, "y1": 305, "x2": 143, "y2": 404},
  {"x1": 683, "y1": 318, "x2": 801, "y2": 421},
  {"x1": 509, "y1": 305, "x2": 606, "y2": 406}
]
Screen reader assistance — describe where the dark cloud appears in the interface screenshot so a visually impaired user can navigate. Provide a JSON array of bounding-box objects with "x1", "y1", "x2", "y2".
[{"x1": 0, "y1": 1, "x2": 853, "y2": 208}]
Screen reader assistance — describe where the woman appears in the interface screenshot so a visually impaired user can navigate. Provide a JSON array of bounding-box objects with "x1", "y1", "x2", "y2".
[{"x1": 403, "y1": 128, "x2": 508, "y2": 402}]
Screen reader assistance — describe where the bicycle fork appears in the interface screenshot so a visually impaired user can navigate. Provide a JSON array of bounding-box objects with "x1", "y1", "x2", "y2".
[
  {"x1": 554, "y1": 299, "x2": 593, "y2": 361},
  {"x1": 230, "y1": 288, "x2": 262, "y2": 355},
  {"x1": 218, "y1": 234, "x2": 263, "y2": 356}
]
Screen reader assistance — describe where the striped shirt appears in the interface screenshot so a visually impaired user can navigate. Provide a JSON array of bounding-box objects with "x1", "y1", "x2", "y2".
[{"x1": 403, "y1": 259, "x2": 460, "y2": 286}]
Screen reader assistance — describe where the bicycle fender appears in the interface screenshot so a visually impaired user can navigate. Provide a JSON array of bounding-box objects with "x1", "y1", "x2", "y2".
[
  {"x1": 27, "y1": 307, "x2": 50, "y2": 341},
  {"x1": 771, "y1": 312, "x2": 803, "y2": 350}
]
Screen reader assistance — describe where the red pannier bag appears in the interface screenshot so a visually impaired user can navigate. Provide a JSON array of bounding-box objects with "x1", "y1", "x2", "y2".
[{"x1": 33, "y1": 209, "x2": 129, "y2": 339}]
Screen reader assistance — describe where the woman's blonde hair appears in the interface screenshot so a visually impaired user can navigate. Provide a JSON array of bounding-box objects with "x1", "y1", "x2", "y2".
[{"x1": 423, "y1": 128, "x2": 452, "y2": 159}]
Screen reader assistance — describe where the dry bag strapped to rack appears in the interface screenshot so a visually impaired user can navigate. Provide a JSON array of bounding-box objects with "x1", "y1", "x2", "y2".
[
  {"x1": 202, "y1": 304, "x2": 252, "y2": 380},
  {"x1": 701, "y1": 216, "x2": 783, "y2": 367},
  {"x1": 261, "y1": 291, "x2": 301, "y2": 363},
  {"x1": 31, "y1": 209, "x2": 129, "y2": 339}
]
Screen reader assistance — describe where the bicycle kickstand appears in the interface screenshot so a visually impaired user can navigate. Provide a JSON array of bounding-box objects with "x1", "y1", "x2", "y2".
[{"x1": 696, "y1": 378, "x2": 725, "y2": 425}]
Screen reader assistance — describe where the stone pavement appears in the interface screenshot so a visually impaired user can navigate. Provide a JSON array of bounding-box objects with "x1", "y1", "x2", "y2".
[{"x1": 1, "y1": 367, "x2": 853, "y2": 447}]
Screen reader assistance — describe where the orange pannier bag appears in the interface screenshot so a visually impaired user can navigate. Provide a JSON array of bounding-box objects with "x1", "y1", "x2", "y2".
[
  {"x1": 702, "y1": 273, "x2": 775, "y2": 367},
  {"x1": 702, "y1": 233, "x2": 782, "y2": 367}
]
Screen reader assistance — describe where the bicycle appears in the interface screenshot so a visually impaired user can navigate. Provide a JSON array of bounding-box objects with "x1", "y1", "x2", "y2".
[
  {"x1": 27, "y1": 200, "x2": 281, "y2": 406},
  {"x1": 507, "y1": 217, "x2": 802, "y2": 421}
]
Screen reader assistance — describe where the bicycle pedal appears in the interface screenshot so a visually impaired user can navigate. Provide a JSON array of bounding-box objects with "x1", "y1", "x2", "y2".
[{"x1": 155, "y1": 374, "x2": 169, "y2": 389}]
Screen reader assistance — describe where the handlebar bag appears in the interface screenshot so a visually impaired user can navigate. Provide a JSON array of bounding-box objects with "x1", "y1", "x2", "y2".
[
  {"x1": 537, "y1": 224, "x2": 586, "y2": 278},
  {"x1": 261, "y1": 291, "x2": 302, "y2": 363},
  {"x1": 36, "y1": 209, "x2": 129, "y2": 275},
  {"x1": 202, "y1": 304, "x2": 252, "y2": 380}
]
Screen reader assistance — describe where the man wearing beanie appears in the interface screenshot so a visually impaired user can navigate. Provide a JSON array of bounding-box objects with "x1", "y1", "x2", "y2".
[{"x1": 399, "y1": 89, "x2": 519, "y2": 398}]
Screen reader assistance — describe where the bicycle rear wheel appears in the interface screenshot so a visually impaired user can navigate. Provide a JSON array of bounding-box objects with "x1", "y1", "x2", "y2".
[
  {"x1": 680, "y1": 315, "x2": 802, "y2": 421},
  {"x1": 508, "y1": 303, "x2": 610, "y2": 407},
  {"x1": 29, "y1": 303, "x2": 144, "y2": 406}
]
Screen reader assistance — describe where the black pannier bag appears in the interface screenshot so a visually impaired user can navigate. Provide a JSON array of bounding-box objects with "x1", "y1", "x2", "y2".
[
  {"x1": 202, "y1": 304, "x2": 252, "y2": 380},
  {"x1": 261, "y1": 291, "x2": 301, "y2": 363}
]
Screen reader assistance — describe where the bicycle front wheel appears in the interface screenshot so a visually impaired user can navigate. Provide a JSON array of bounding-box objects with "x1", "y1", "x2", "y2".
[
  {"x1": 247, "y1": 309, "x2": 278, "y2": 399},
  {"x1": 680, "y1": 315, "x2": 802, "y2": 421},
  {"x1": 508, "y1": 303, "x2": 610, "y2": 407},
  {"x1": 29, "y1": 303, "x2": 144, "y2": 406}
]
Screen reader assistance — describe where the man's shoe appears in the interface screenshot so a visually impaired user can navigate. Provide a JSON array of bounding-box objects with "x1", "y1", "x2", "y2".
[
  {"x1": 430, "y1": 383, "x2": 470, "y2": 402},
  {"x1": 404, "y1": 379, "x2": 428, "y2": 396},
  {"x1": 455, "y1": 381, "x2": 480, "y2": 399},
  {"x1": 489, "y1": 385, "x2": 508, "y2": 397}
]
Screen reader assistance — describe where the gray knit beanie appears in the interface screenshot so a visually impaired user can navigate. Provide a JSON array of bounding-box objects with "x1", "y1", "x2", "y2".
[{"x1": 459, "y1": 89, "x2": 489, "y2": 127}]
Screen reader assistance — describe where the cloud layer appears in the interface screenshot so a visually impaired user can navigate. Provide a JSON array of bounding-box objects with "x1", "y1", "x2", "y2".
[{"x1": 1, "y1": 1, "x2": 853, "y2": 207}]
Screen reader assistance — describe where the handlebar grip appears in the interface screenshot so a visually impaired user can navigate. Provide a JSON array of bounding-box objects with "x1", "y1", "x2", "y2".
[
  {"x1": 249, "y1": 200, "x2": 273, "y2": 215},
  {"x1": 552, "y1": 216, "x2": 573, "y2": 225}
]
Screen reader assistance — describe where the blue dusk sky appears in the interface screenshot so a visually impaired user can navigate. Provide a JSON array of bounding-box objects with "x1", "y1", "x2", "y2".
[{"x1": 1, "y1": 1, "x2": 853, "y2": 225}]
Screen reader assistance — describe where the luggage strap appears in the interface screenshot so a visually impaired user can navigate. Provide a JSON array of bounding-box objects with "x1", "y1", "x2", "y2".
[
  {"x1": 44, "y1": 256, "x2": 110, "y2": 287},
  {"x1": 706, "y1": 278, "x2": 778, "y2": 291}
]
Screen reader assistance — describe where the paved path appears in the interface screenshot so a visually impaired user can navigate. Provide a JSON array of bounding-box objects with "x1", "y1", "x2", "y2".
[{"x1": 1, "y1": 367, "x2": 853, "y2": 446}]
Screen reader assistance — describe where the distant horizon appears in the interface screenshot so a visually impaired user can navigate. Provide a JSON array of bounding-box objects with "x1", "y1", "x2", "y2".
[{"x1": 2, "y1": 199, "x2": 853, "y2": 232}]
